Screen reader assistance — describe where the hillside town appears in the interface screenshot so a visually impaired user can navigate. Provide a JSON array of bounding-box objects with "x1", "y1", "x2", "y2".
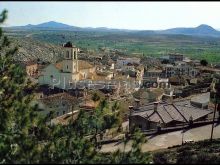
[
  {"x1": 3, "y1": 1, "x2": 220, "y2": 164},
  {"x1": 18, "y1": 41, "x2": 220, "y2": 146}
]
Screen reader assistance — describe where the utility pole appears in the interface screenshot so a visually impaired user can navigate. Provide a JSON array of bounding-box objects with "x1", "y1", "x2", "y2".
[
  {"x1": 181, "y1": 107, "x2": 185, "y2": 145},
  {"x1": 210, "y1": 92, "x2": 217, "y2": 142},
  {"x1": 210, "y1": 77, "x2": 219, "y2": 142},
  {"x1": 182, "y1": 129, "x2": 184, "y2": 145},
  {"x1": 71, "y1": 104, "x2": 74, "y2": 124}
]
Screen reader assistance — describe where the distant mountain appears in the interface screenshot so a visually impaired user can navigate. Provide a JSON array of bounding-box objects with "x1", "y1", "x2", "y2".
[
  {"x1": 25, "y1": 24, "x2": 34, "y2": 27},
  {"x1": 6, "y1": 22, "x2": 220, "y2": 37},
  {"x1": 7, "y1": 21, "x2": 81, "y2": 30},
  {"x1": 157, "y1": 24, "x2": 220, "y2": 37},
  {"x1": 33, "y1": 21, "x2": 73, "y2": 28}
]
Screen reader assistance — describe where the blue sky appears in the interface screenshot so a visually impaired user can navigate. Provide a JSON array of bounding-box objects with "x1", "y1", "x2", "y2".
[{"x1": 1, "y1": 1, "x2": 220, "y2": 30}]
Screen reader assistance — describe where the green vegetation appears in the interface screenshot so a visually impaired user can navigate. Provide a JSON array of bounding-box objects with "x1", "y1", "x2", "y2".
[
  {"x1": 91, "y1": 92, "x2": 101, "y2": 102},
  {"x1": 0, "y1": 10, "x2": 151, "y2": 163},
  {"x1": 153, "y1": 139, "x2": 220, "y2": 164},
  {"x1": 6, "y1": 28, "x2": 220, "y2": 63},
  {"x1": 200, "y1": 59, "x2": 208, "y2": 66},
  {"x1": 2, "y1": 9, "x2": 220, "y2": 164},
  {"x1": 95, "y1": 128, "x2": 152, "y2": 164},
  {"x1": 0, "y1": 9, "x2": 42, "y2": 163}
]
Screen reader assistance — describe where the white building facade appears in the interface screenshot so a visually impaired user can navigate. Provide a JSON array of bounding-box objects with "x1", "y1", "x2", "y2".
[{"x1": 38, "y1": 42, "x2": 95, "y2": 90}]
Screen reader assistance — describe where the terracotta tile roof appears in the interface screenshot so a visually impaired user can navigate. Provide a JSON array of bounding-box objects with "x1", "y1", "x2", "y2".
[
  {"x1": 169, "y1": 76, "x2": 185, "y2": 83},
  {"x1": 87, "y1": 72, "x2": 94, "y2": 79},
  {"x1": 19, "y1": 60, "x2": 38, "y2": 67},
  {"x1": 92, "y1": 73, "x2": 108, "y2": 80},
  {"x1": 79, "y1": 73, "x2": 84, "y2": 79},
  {"x1": 78, "y1": 72, "x2": 95, "y2": 80},
  {"x1": 53, "y1": 60, "x2": 94, "y2": 71},
  {"x1": 78, "y1": 60, "x2": 94, "y2": 70},
  {"x1": 51, "y1": 111, "x2": 79, "y2": 125},
  {"x1": 39, "y1": 92, "x2": 77, "y2": 105},
  {"x1": 79, "y1": 100, "x2": 96, "y2": 109},
  {"x1": 55, "y1": 62, "x2": 63, "y2": 70}
]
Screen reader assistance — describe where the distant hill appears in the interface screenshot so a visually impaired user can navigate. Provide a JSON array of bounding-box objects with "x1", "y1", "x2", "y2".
[
  {"x1": 7, "y1": 21, "x2": 81, "y2": 30},
  {"x1": 7, "y1": 21, "x2": 136, "y2": 32},
  {"x1": 158, "y1": 24, "x2": 220, "y2": 37},
  {"x1": 32, "y1": 21, "x2": 74, "y2": 28},
  {"x1": 6, "y1": 21, "x2": 220, "y2": 37}
]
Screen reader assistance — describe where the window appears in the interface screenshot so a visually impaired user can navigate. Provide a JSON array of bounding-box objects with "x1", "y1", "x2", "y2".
[
  {"x1": 74, "y1": 51, "x2": 76, "y2": 59},
  {"x1": 67, "y1": 65, "x2": 68, "y2": 69},
  {"x1": 63, "y1": 111, "x2": 65, "y2": 115},
  {"x1": 57, "y1": 112, "x2": 59, "y2": 116}
]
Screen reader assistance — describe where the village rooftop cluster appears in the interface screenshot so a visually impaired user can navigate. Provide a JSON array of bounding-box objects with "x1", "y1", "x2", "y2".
[{"x1": 20, "y1": 41, "x2": 220, "y2": 137}]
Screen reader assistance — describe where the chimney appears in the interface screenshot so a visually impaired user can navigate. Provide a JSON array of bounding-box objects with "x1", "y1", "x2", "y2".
[
  {"x1": 169, "y1": 90, "x2": 174, "y2": 104},
  {"x1": 129, "y1": 106, "x2": 134, "y2": 115},
  {"x1": 154, "y1": 102, "x2": 158, "y2": 111},
  {"x1": 134, "y1": 99, "x2": 140, "y2": 109},
  {"x1": 170, "y1": 96, "x2": 173, "y2": 104}
]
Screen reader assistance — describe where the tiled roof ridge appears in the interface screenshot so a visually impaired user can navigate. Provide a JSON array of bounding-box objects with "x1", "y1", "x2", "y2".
[
  {"x1": 173, "y1": 98, "x2": 191, "y2": 103},
  {"x1": 155, "y1": 110, "x2": 165, "y2": 124},
  {"x1": 172, "y1": 104, "x2": 188, "y2": 123},
  {"x1": 78, "y1": 60, "x2": 94, "y2": 69},
  {"x1": 43, "y1": 92, "x2": 76, "y2": 101},
  {"x1": 147, "y1": 110, "x2": 156, "y2": 118},
  {"x1": 163, "y1": 105, "x2": 174, "y2": 120},
  {"x1": 176, "y1": 104, "x2": 213, "y2": 112}
]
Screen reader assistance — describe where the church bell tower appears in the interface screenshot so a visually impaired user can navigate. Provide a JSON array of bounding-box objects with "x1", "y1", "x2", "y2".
[{"x1": 62, "y1": 41, "x2": 78, "y2": 73}]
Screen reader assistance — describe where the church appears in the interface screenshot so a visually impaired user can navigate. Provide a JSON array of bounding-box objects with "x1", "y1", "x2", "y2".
[{"x1": 38, "y1": 42, "x2": 96, "y2": 89}]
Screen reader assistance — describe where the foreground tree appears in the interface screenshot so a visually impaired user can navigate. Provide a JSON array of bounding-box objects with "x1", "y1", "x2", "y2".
[
  {"x1": 0, "y1": 9, "x2": 42, "y2": 163},
  {"x1": 0, "y1": 9, "x2": 152, "y2": 164},
  {"x1": 94, "y1": 128, "x2": 152, "y2": 164}
]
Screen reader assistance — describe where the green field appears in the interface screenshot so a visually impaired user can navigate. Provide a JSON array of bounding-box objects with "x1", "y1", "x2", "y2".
[{"x1": 6, "y1": 29, "x2": 220, "y2": 63}]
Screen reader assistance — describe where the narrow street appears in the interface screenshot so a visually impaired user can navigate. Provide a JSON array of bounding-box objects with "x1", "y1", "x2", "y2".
[{"x1": 100, "y1": 123, "x2": 220, "y2": 153}]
